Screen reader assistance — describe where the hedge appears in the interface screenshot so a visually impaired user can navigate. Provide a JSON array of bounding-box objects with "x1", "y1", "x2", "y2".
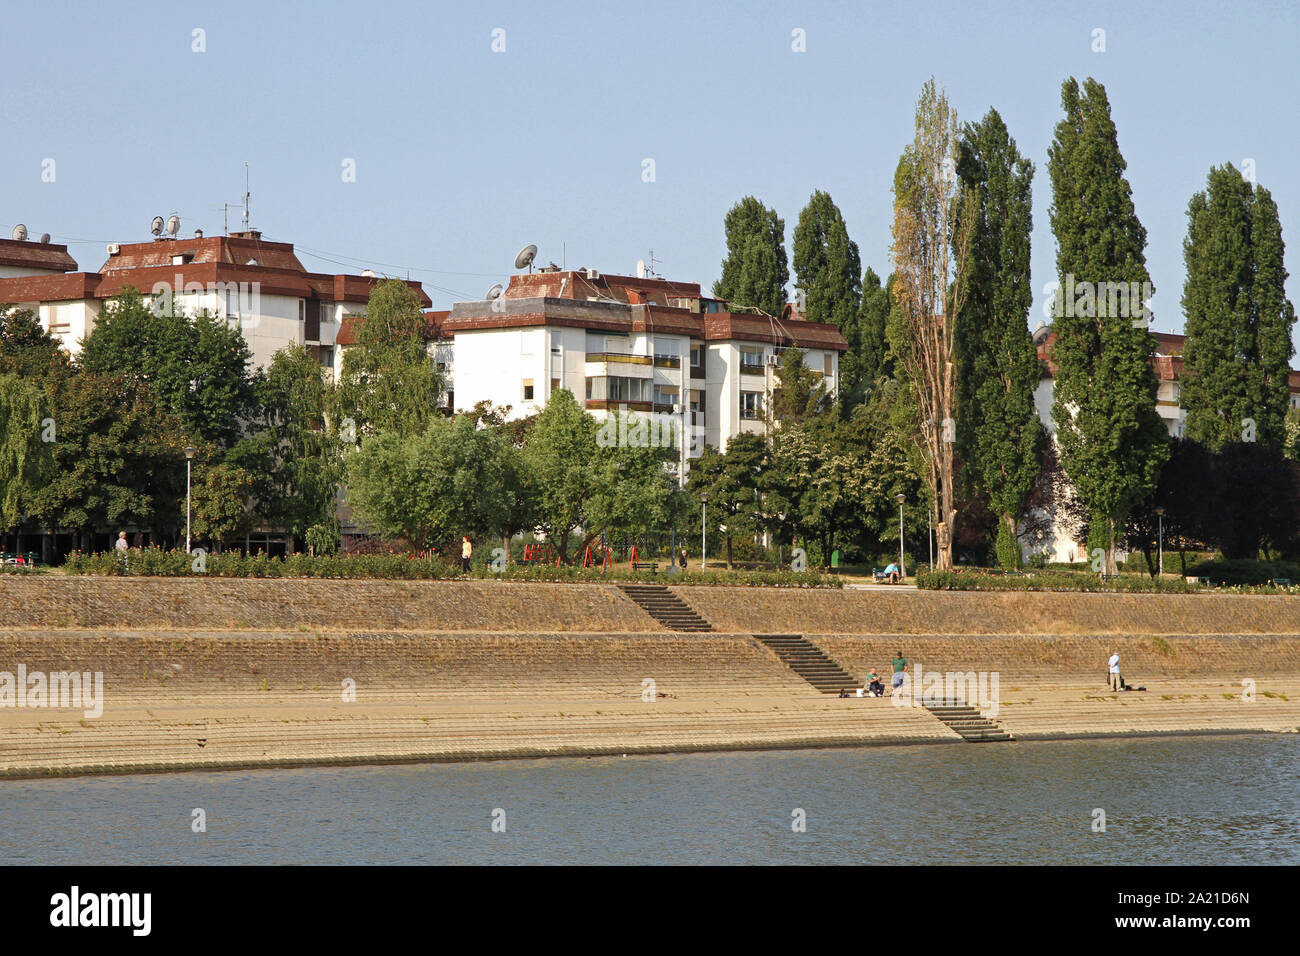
[{"x1": 59, "y1": 548, "x2": 841, "y2": 587}]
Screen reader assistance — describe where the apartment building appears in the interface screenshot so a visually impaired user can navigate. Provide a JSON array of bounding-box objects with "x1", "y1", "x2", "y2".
[
  {"x1": 439, "y1": 268, "x2": 848, "y2": 477},
  {"x1": 0, "y1": 228, "x2": 429, "y2": 371}
]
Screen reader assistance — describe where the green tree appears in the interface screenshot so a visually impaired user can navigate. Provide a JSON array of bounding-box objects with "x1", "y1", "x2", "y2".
[
  {"x1": 237, "y1": 344, "x2": 342, "y2": 544},
  {"x1": 841, "y1": 267, "x2": 892, "y2": 408},
  {"x1": 687, "y1": 431, "x2": 764, "y2": 567},
  {"x1": 954, "y1": 107, "x2": 1043, "y2": 567},
  {"x1": 0, "y1": 306, "x2": 70, "y2": 380},
  {"x1": 347, "y1": 414, "x2": 519, "y2": 552},
  {"x1": 713, "y1": 197, "x2": 789, "y2": 315},
  {"x1": 770, "y1": 346, "x2": 832, "y2": 425},
  {"x1": 0, "y1": 373, "x2": 54, "y2": 532},
  {"x1": 31, "y1": 372, "x2": 188, "y2": 551},
  {"x1": 189, "y1": 460, "x2": 255, "y2": 550},
  {"x1": 336, "y1": 280, "x2": 443, "y2": 437},
  {"x1": 793, "y1": 191, "x2": 861, "y2": 331},
  {"x1": 1181, "y1": 164, "x2": 1296, "y2": 452},
  {"x1": 1047, "y1": 77, "x2": 1168, "y2": 573},
  {"x1": 79, "y1": 288, "x2": 255, "y2": 448}
]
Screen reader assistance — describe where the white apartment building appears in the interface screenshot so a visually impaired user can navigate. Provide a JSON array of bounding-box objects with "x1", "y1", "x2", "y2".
[
  {"x1": 439, "y1": 269, "x2": 848, "y2": 479},
  {"x1": 0, "y1": 229, "x2": 429, "y2": 372}
]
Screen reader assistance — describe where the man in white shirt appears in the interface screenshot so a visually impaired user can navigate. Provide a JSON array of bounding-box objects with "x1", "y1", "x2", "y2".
[{"x1": 1108, "y1": 652, "x2": 1121, "y2": 692}]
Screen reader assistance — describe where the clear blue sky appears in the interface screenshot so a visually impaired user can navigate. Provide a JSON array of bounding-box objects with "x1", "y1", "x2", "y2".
[{"x1": 4, "y1": 0, "x2": 1297, "y2": 337}]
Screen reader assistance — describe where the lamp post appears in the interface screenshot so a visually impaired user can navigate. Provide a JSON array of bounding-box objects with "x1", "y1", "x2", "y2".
[
  {"x1": 896, "y1": 493, "x2": 906, "y2": 581},
  {"x1": 1154, "y1": 506, "x2": 1166, "y2": 578},
  {"x1": 184, "y1": 446, "x2": 196, "y2": 554},
  {"x1": 700, "y1": 492, "x2": 708, "y2": 571}
]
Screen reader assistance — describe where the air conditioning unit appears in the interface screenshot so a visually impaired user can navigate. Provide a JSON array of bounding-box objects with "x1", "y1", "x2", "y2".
[
  {"x1": 106, "y1": 243, "x2": 120, "y2": 256},
  {"x1": 767, "y1": 354, "x2": 780, "y2": 366},
  {"x1": 586, "y1": 268, "x2": 600, "y2": 280}
]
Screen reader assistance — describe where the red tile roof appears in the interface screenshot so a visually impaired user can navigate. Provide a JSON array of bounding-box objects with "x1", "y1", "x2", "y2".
[{"x1": 0, "y1": 237, "x2": 78, "y2": 273}]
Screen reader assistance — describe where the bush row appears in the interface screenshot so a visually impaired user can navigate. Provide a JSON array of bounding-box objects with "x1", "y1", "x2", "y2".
[
  {"x1": 916, "y1": 568, "x2": 1298, "y2": 595},
  {"x1": 59, "y1": 549, "x2": 841, "y2": 587}
]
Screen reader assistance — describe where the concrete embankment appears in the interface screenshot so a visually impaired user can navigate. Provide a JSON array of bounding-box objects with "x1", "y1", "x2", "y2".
[{"x1": 0, "y1": 579, "x2": 1296, "y2": 778}]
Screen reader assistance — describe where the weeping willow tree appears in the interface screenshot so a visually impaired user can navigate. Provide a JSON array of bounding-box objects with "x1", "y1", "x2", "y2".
[
  {"x1": 0, "y1": 373, "x2": 54, "y2": 537},
  {"x1": 888, "y1": 78, "x2": 975, "y2": 571}
]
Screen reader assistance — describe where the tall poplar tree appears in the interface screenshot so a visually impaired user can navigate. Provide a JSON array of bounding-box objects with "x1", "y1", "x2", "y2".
[
  {"x1": 713, "y1": 197, "x2": 789, "y2": 315},
  {"x1": 888, "y1": 78, "x2": 975, "y2": 571},
  {"x1": 1181, "y1": 164, "x2": 1296, "y2": 452},
  {"x1": 793, "y1": 190, "x2": 862, "y2": 331},
  {"x1": 1046, "y1": 77, "x2": 1168, "y2": 573},
  {"x1": 954, "y1": 108, "x2": 1043, "y2": 567}
]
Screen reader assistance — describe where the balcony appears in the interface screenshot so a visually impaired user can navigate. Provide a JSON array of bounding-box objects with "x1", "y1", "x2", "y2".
[{"x1": 587, "y1": 352, "x2": 652, "y2": 366}]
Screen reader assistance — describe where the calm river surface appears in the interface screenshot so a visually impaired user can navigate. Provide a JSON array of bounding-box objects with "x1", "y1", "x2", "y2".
[{"x1": 2, "y1": 735, "x2": 1296, "y2": 865}]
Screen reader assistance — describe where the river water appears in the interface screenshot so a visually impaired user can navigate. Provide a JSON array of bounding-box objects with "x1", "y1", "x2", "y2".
[{"x1": 2, "y1": 735, "x2": 1296, "y2": 865}]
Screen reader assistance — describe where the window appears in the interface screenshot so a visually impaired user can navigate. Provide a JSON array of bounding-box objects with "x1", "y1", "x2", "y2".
[
  {"x1": 653, "y1": 385, "x2": 679, "y2": 410},
  {"x1": 653, "y1": 337, "x2": 681, "y2": 368},
  {"x1": 585, "y1": 376, "x2": 649, "y2": 404},
  {"x1": 740, "y1": 390, "x2": 763, "y2": 420},
  {"x1": 690, "y1": 388, "x2": 704, "y2": 425},
  {"x1": 824, "y1": 354, "x2": 833, "y2": 377},
  {"x1": 551, "y1": 378, "x2": 560, "y2": 391},
  {"x1": 740, "y1": 347, "x2": 765, "y2": 372},
  {"x1": 522, "y1": 380, "x2": 535, "y2": 401},
  {"x1": 690, "y1": 345, "x2": 704, "y2": 377}
]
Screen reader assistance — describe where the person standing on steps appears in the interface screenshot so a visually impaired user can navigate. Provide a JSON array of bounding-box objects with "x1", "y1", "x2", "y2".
[
  {"x1": 1108, "y1": 651, "x2": 1122, "y2": 692},
  {"x1": 461, "y1": 535, "x2": 473, "y2": 573},
  {"x1": 891, "y1": 651, "x2": 909, "y2": 695}
]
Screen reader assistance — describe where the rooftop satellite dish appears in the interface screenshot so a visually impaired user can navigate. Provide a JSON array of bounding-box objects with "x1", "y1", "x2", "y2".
[
  {"x1": 485, "y1": 283, "x2": 504, "y2": 300},
  {"x1": 166, "y1": 215, "x2": 180, "y2": 237},
  {"x1": 11, "y1": 224, "x2": 28, "y2": 241},
  {"x1": 151, "y1": 216, "x2": 165, "y2": 236},
  {"x1": 636, "y1": 259, "x2": 646, "y2": 279},
  {"x1": 39, "y1": 233, "x2": 51, "y2": 244},
  {"x1": 514, "y1": 243, "x2": 538, "y2": 272}
]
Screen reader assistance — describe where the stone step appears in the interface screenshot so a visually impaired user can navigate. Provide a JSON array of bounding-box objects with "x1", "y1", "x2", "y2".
[{"x1": 752, "y1": 634, "x2": 859, "y2": 694}]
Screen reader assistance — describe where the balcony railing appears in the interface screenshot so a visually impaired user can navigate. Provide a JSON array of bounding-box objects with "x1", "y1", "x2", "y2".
[
  {"x1": 587, "y1": 352, "x2": 652, "y2": 366},
  {"x1": 652, "y1": 356, "x2": 681, "y2": 368}
]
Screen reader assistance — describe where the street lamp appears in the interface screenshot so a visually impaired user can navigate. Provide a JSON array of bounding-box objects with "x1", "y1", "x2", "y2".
[
  {"x1": 896, "y1": 493, "x2": 906, "y2": 581},
  {"x1": 700, "y1": 492, "x2": 708, "y2": 571},
  {"x1": 1154, "y1": 506, "x2": 1166, "y2": 578},
  {"x1": 184, "y1": 446, "x2": 196, "y2": 554}
]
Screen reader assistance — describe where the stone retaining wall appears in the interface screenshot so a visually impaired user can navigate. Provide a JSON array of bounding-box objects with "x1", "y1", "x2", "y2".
[{"x1": 680, "y1": 587, "x2": 1300, "y2": 635}]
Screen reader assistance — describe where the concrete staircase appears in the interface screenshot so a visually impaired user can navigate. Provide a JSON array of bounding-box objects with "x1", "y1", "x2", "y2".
[
  {"x1": 922, "y1": 699, "x2": 1014, "y2": 742},
  {"x1": 619, "y1": 585, "x2": 713, "y2": 632},
  {"x1": 753, "y1": 634, "x2": 860, "y2": 694}
]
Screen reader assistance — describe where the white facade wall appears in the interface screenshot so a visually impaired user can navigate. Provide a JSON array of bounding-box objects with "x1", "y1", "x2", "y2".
[{"x1": 37, "y1": 300, "x2": 100, "y2": 355}]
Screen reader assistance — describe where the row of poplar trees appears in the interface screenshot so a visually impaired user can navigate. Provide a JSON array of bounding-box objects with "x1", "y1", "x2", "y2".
[{"x1": 709, "y1": 75, "x2": 1294, "y2": 573}]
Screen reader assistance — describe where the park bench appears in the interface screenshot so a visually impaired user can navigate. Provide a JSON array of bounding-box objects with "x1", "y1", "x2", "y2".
[
  {"x1": 631, "y1": 562, "x2": 658, "y2": 573},
  {"x1": 872, "y1": 567, "x2": 889, "y2": 581},
  {"x1": 1272, "y1": 578, "x2": 1292, "y2": 587},
  {"x1": 1099, "y1": 573, "x2": 1119, "y2": 582}
]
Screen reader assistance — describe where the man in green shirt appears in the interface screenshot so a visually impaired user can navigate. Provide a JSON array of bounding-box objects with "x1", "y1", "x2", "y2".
[{"x1": 891, "y1": 652, "x2": 908, "y2": 693}]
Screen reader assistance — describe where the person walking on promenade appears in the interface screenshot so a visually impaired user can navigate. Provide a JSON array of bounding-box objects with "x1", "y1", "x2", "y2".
[
  {"x1": 1108, "y1": 651, "x2": 1122, "y2": 692},
  {"x1": 461, "y1": 535, "x2": 473, "y2": 572},
  {"x1": 115, "y1": 532, "x2": 128, "y2": 553},
  {"x1": 891, "y1": 651, "x2": 909, "y2": 695}
]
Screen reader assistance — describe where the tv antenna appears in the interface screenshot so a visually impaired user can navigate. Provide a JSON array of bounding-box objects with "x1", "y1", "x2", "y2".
[
  {"x1": 514, "y1": 243, "x2": 538, "y2": 273},
  {"x1": 243, "y1": 162, "x2": 250, "y2": 230}
]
